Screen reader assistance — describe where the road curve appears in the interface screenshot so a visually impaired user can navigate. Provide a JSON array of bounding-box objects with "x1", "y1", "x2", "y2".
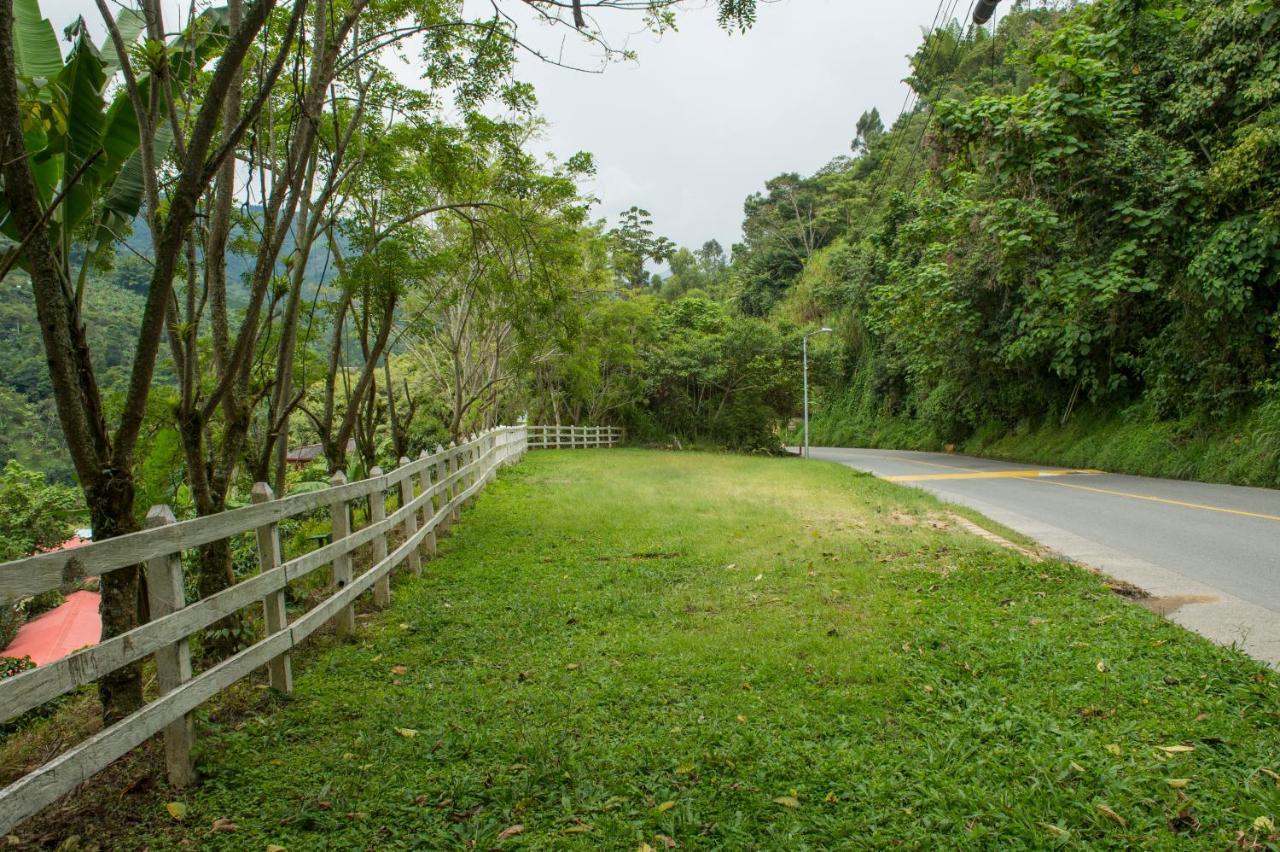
[{"x1": 809, "y1": 447, "x2": 1280, "y2": 666}]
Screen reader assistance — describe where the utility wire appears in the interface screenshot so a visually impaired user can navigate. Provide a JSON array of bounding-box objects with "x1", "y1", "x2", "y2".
[
  {"x1": 862, "y1": 0, "x2": 964, "y2": 208},
  {"x1": 897, "y1": 0, "x2": 979, "y2": 193}
]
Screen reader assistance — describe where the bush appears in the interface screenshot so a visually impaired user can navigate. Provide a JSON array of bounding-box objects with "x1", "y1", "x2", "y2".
[
  {"x1": 0, "y1": 603, "x2": 21, "y2": 650},
  {"x1": 0, "y1": 655, "x2": 34, "y2": 680}
]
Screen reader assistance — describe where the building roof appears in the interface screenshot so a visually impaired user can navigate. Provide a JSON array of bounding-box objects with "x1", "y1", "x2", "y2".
[{"x1": 3, "y1": 590, "x2": 101, "y2": 666}]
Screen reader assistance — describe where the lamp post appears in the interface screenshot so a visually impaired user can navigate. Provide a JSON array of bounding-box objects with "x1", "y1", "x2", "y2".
[{"x1": 802, "y1": 327, "x2": 832, "y2": 459}]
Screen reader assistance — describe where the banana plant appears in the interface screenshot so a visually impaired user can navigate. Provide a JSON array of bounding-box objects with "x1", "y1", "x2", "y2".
[{"x1": 0, "y1": 0, "x2": 227, "y2": 280}]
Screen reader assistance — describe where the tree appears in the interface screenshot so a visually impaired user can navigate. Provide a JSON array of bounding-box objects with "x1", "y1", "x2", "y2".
[
  {"x1": 0, "y1": 461, "x2": 80, "y2": 563},
  {"x1": 0, "y1": 0, "x2": 297, "y2": 720},
  {"x1": 608, "y1": 206, "x2": 676, "y2": 289},
  {"x1": 852, "y1": 107, "x2": 884, "y2": 154}
]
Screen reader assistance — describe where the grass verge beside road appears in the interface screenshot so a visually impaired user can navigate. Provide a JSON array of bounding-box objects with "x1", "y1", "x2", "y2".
[{"x1": 21, "y1": 449, "x2": 1280, "y2": 848}]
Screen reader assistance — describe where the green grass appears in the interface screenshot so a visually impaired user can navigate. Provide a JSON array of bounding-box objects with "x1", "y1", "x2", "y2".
[{"x1": 123, "y1": 450, "x2": 1280, "y2": 848}]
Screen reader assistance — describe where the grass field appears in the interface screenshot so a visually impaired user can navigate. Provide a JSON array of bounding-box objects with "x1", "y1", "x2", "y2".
[{"x1": 38, "y1": 450, "x2": 1280, "y2": 849}]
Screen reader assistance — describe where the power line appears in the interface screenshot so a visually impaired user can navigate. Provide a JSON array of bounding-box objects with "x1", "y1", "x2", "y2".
[
  {"x1": 897, "y1": 0, "x2": 979, "y2": 194},
  {"x1": 862, "y1": 0, "x2": 965, "y2": 207}
]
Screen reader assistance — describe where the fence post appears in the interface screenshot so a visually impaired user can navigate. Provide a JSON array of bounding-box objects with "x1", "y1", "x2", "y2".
[
  {"x1": 449, "y1": 442, "x2": 462, "y2": 523},
  {"x1": 251, "y1": 483, "x2": 293, "y2": 693},
  {"x1": 397, "y1": 457, "x2": 422, "y2": 576},
  {"x1": 435, "y1": 444, "x2": 452, "y2": 535},
  {"x1": 368, "y1": 467, "x2": 391, "y2": 607},
  {"x1": 417, "y1": 450, "x2": 437, "y2": 560},
  {"x1": 144, "y1": 505, "x2": 197, "y2": 788},
  {"x1": 470, "y1": 434, "x2": 481, "y2": 495},
  {"x1": 329, "y1": 471, "x2": 356, "y2": 638}
]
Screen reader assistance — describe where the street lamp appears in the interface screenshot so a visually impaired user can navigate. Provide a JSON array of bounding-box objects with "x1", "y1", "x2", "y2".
[{"x1": 802, "y1": 327, "x2": 832, "y2": 459}]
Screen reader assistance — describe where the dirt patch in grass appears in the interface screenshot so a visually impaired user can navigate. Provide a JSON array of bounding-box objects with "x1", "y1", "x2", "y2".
[{"x1": 1138, "y1": 594, "x2": 1220, "y2": 616}]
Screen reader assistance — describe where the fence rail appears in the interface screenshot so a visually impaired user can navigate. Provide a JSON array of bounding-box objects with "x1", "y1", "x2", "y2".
[
  {"x1": 0, "y1": 423, "x2": 618, "y2": 834},
  {"x1": 526, "y1": 424, "x2": 622, "y2": 450}
]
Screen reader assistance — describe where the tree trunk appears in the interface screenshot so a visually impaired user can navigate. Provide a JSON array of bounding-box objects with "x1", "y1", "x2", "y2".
[{"x1": 85, "y1": 471, "x2": 144, "y2": 723}]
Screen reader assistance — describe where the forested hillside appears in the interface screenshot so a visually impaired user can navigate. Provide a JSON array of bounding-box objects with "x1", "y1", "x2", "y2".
[{"x1": 684, "y1": 0, "x2": 1280, "y2": 486}]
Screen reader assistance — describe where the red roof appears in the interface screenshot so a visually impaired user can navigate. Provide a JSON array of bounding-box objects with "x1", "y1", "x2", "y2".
[
  {"x1": 3, "y1": 591, "x2": 101, "y2": 666},
  {"x1": 43, "y1": 535, "x2": 91, "y2": 553}
]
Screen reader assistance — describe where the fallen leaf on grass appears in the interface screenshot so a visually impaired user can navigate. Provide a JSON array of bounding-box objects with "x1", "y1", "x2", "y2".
[
  {"x1": 1159, "y1": 744, "x2": 1195, "y2": 753},
  {"x1": 566, "y1": 663, "x2": 579, "y2": 670},
  {"x1": 1254, "y1": 816, "x2": 1276, "y2": 832},
  {"x1": 1167, "y1": 779, "x2": 1191, "y2": 789},
  {"x1": 1104, "y1": 744, "x2": 1122, "y2": 756},
  {"x1": 655, "y1": 834, "x2": 677, "y2": 848},
  {"x1": 391, "y1": 665, "x2": 408, "y2": 675},
  {"x1": 267, "y1": 846, "x2": 287, "y2": 852},
  {"x1": 638, "y1": 844, "x2": 655, "y2": 852},
  {"x1": 753, "y1": 574, "x2": 763, "y2": 582},
  {"x1": 211, "y1": 818, "x2": 238, "y2": 833},
  {"x1": 735, "y1": 714, "x2": 747, "y2": 723},
  {"x1": 675, "y1": 764, "x2": 694, "y2": 775},
  {"x1": 1096, "y1": 804, "x2": 1127, "y2": 827},
  {"x1": 656, "y1": 800, "x2": 676, "y2": 813},
  {"x1": 496, "y1": 824, "x2": 525, "y2": 841},
  {"x1": 1069, "y1": 762, "x2": 1085, "y2": 773},
  {"x1": 1259, "y1": 768, "x2": 1280, "y2": 785},
  {"x1": 1168, "y1": 805, "x2": 1199, "y2": 833},
  {"x1": 772, "y1": 796, "x2": 800, "y2": 808},
  {"x1": 1039, "y1": 822, "x2": 1069, "y2": 838},
  {"x1": 562, "y1": 825, "x2": 592, "y2": 834},
  {"x1": 395, "y1": 727, "x2": 418, "y2": 738},
  {"x1": 824, "y1": 792, "x2": 839, "y2": 804},
  {"x1": 1096, "y1": 660, "x2": 1109, "y2": 673},
  {"x1": 166, "y1": 802, "x2": 188, "y2": 821}
]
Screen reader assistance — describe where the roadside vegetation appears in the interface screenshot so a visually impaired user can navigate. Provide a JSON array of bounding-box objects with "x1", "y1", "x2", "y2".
[
  {"x1": 16, "y1": 450, "x2": 1279, "y2": 849},
  {"x1": 646, "y1": 0, "x2": 1280, "y2": 487}
]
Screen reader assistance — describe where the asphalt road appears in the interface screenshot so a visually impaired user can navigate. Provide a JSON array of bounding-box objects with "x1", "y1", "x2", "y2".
[{"x1": 808, "y1": 446, "x2": 1280, "y2": 664}]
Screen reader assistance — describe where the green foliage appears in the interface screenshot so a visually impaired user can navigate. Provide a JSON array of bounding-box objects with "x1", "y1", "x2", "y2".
[
  {"x1": 732, "y1": 0, "x2": 1280, "y2": 478},
  {"x1": 0, "y1": 460, "x2": 81, "y2": 563},
  {"x1": 0, "y1": 460, "x2": 81, "y2": 649},
  {"x1": 607, "y1": 206, "x2": 675, "y2": 289},
  {"x1": 641, "y1": 296, "x2": 798, "y2": 450},
  {"x1": 0, "y1": 656, "x2": 35, "y2": 680}
]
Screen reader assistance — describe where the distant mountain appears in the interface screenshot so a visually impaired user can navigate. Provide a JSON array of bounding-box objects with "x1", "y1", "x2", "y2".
[{"x1": 121, "y1": 207, "x2": 340, "y2": 307}]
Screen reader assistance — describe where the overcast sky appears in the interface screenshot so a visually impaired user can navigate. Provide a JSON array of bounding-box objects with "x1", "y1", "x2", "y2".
[
  {"x1": 39, "y1": 0, "x2": 953, "y2": 251},
  {"x1": 505, "y1": 0, "x2": 950, "y2": 250}
]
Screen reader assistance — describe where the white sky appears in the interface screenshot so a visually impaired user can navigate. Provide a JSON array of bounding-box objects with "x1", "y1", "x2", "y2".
[
  {"x1": 504, "y1": 0, "x2": 950, "y2": 250},
  {"x1": 40, "y1": 0, "x2": 955, "y2": 250}
]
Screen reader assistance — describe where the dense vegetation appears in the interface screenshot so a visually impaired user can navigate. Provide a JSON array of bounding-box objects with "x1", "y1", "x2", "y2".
[{"x1": 652, "y1": 0, "x2": 1280, "y2": 485}]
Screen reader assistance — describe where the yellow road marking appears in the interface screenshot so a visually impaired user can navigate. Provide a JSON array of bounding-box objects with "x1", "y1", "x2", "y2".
[
  {"x1": 1033, "y1": 478, "x2": 1280, "y2": 523},
  {"x1": 886, "y1": 469, "x2": 1103, "y2": 483},
  {"x1": 860, "y1": 453, "x2": 982, "y2": 474}
]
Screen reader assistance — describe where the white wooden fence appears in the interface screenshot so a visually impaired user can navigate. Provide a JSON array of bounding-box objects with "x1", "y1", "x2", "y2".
[
  {"x1": 526, "y1": 424, "x2": 622, "y2": 449},
  {"x1": 0, "y1": 424, "x2": 618, "y2": 833}
]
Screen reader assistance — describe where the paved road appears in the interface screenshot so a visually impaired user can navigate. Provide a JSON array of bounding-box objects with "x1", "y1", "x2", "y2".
[{"x1": 808, "y1": 447, "x2": 1280, "y2": 665}]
